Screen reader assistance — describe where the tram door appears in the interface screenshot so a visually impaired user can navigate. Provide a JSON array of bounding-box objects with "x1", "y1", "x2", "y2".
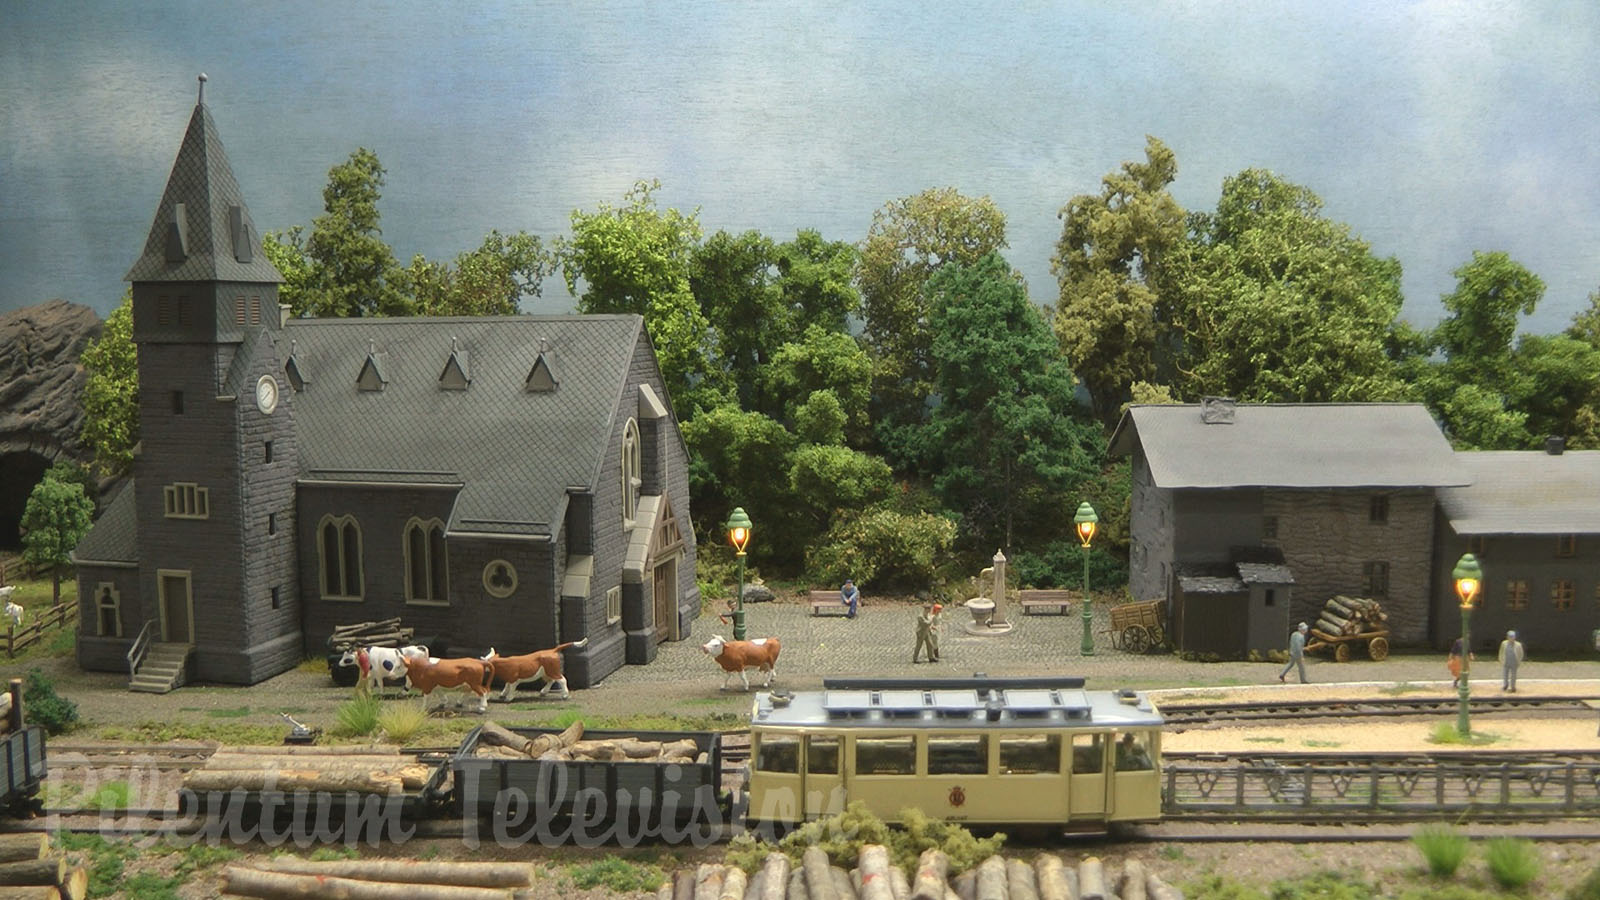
[
  {"x1": 1067, "y1": 733, "x2": 1109, "y2": 819},
  {"x1": 802, "y1": 735, "x2": 844, "y2": 819},
  {"x1": 1109, "y1": 730, "x2": 1161, "y2": 821},
  {"x1": 752, "y1": 733, "x2": 803, "y2": 824}
]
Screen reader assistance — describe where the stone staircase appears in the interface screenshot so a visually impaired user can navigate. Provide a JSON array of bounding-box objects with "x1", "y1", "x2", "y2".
[{"x1": 129, "y1": 642, "x2": 192, "y2": 694}]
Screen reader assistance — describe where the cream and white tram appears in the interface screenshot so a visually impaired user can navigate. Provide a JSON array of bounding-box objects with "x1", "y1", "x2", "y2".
[{"x1": 746, "y1": 677, "x2": 1163, "y2": 829}]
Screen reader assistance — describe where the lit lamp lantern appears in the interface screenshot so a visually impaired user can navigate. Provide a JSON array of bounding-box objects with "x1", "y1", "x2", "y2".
[
  {"x1": 1452, "y1": 552, "x2": 1482, "y2": 735},
  {"x1": 1074, "y1": 502, "x2": 1099, "y2": 656},
  {"x1": 727, "y1": 507, "x2": 753, "y2": 641}
]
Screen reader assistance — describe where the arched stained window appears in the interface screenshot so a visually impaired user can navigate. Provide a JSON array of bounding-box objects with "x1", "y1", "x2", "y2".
[
  {"x1": 319, "y1": 515, "x2": 364, "y2": 601},
  {"x1": 404, "y1": 517, "x2": 448, "y2": 605}
]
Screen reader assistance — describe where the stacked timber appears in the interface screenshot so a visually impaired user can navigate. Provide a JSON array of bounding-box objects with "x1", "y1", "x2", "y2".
[
  {"x1": 473, "y1": 720, "x2": 707, "y2": 764},
  {"x1": 328, "y1": 618, "x2": 414, "y2": 650},
  {"x1": 181, "y1": 745, "x2": 432, "y2": 795},
  {"x1": 656, "y1": 849, "x2": 1187, "y2": 900},
  {"x1": 0, "y1": 833, "x2": 88, "y2": 900},
  {"x1": 222, "y1": 859, "x2": 537, "y2": 899},
  {"x1": 1314, "y1": 596, "x2": 1387, "y2": 637}
]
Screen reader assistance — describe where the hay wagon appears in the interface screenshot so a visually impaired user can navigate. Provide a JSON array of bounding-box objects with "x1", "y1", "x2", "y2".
[{"x1": 1109, "y1": 598, "x2": 1167, "y2": 653}]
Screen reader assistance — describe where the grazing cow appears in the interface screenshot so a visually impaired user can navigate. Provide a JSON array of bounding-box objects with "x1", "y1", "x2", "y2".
[
  {"x1": 701, "y1": 634, "x2": 781, "y2": 691},
  {"x1": 337, "y1": 645, "x2": 429, "y2": 696},
  {"x1": 3, "y1": 599, "x2": 21, "y2": 630},
  {"x1": 482, "y1": 637, "x2": 590, "y2": 700},
  {"x1": 404, "y1": 655, "x2": 495, "y2": 713}
]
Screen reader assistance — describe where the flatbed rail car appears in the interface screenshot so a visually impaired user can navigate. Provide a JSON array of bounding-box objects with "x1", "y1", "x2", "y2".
[
  {"x1": 449, "y1": 726, "x2": 725, "y2": 831},
  {"x1": 746, "y1": 677, "x2": 1163, "y2": 830},
  {"x1": 0, "y1": 679, "x2": 45, "y2": 817}
]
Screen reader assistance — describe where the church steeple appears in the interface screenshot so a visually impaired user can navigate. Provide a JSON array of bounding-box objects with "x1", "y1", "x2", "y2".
[{"x1": 126, "y1": 75, "x2": 283, "y2": 285}]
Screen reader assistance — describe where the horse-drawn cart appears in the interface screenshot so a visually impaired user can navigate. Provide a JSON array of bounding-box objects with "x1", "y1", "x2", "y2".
[{"x1": 1108, "y1": 598, "x2": 1167, "y2": 653}]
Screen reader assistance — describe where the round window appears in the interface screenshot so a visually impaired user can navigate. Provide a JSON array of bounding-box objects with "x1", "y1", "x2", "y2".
[{"x1": 482, "y1": 560, "x2": 517, "y2": 598}]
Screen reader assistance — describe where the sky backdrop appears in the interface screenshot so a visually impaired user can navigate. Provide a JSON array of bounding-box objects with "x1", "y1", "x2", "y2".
[{"x1": 3, "y1": 1, "x2": 1598, "y2": 336}]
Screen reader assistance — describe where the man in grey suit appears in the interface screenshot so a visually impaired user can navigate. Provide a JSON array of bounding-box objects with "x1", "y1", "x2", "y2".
[
  {"x1": 1279, "y1": 621, "x2": 1310, "y2": 683},
  {"x1": 1498, "y1": 630, "x2": 1524, "y2": 692}
]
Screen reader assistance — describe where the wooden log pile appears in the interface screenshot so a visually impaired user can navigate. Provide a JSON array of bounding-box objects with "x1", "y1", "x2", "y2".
[
  {"x1": 181, "y1": 745, "x2": 433, "y2": 795},
  {"x1": 657, "y1": 849, "x2": 1186, "y2": 900},
  {"x1": 0, "y1": 833, "x2": 88, "y2": 900},
  {"x1": 222, "y1": 858, "x2": 539, "y2": 899},
  {"x1": 473, "y1": 720, "x2": 707, "y2": 764},
  {"x1": 1313, "y1": 596, "x2": 1387, "y2": 638},
  {"x1": 328, "y1": 618, "x2": 415, "y2": 650}
]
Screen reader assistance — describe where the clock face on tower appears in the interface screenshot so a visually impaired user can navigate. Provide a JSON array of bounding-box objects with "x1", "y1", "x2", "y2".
[{"x1": 255, "y1": 375, "x2": 279, "y2": 414}]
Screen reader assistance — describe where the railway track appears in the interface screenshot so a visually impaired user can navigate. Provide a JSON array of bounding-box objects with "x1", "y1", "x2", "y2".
[{"x1": 1157, "y1": 694, "x2": 1596, "y2": 727}]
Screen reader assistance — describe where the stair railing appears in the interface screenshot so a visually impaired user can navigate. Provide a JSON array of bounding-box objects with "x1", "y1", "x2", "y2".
[{"x1": 127, "y1": 619, "x2": 156, "y2": 679}]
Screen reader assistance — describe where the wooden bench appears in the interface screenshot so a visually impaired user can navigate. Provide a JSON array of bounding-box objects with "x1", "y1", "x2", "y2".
[
  {"x1": 1017, "y1": 589, "x2": 1074, "y2": 615},
  {"x1": 809, "y1": 590, "x2": 852, "y2": 616}
]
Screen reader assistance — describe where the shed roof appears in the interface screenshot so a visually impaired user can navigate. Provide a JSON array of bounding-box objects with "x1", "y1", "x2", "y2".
[
  {"x1": 1108, "y1": 403, "x2": 1469, "y2": 489},
  {"x1": 1438, "y1": 450, "x2": 1600, "y2": 535}
]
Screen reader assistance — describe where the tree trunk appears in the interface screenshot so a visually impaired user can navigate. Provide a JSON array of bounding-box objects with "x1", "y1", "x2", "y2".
[
  {"x1": 1005, "y1": 860, "x2": 1037, "y2": 900},
  {"x1": 888, "y1": 867, "x2": 910, "y2": 900},
  {"x1": 478, "y1": 722, "x2": 537, "y2": 756},
  {"x1": 974, "y1": 856, "x2": 1007, "y2": 900},
  {"x1": 719, "y1": 866, "x2": 747, "y2": 900},
  {"x1": 694, "y1": 863, "x2": 725, "y2": 900},
  {"x1": 255, "y1": 858, "x2": 533, "y2": 887},
  {"x1": 526, "y1": 721, "x2": 584, "y2": 757},
  {"x1": 910, "y1": 848, "x2": 948, "y2": 900},
  {"x1": 183, "y1": 770, "x2": 406, "y2": 794},
  {"x1": 760, "y1": 854, "x2": 790, "y2": 900},
  {"x1": 0, "y1": 835, "x2": 45, "y2": 864},
  {"x1": 193, "y1": 762, "x2": 433, "y2": 789},
  {"x1": 802, "y1": 847, "x2": 838, "y2": 900},
  {"x1": 1032, "y1": 856, "x2": 1071, "y2": 900},
  {"x1": 1077, "y1": 858, "x2": 1105, "y2": 900},
  {"x1": 0, "y1": 887, "x2": 58, "y2": 900},
  {"x1": 0, "y1": 859, "x2": 63, "y2": 887},
  {"x1": 60, "y1": 866, "x2": 89, "y2": 900},
  {"x1": 1143, "y1": 872, "x2": 1182, "y2": 900},
  {"x1": 222, "y1": 867, "x2": 516, "y2": 900},
  {"x1": 1119, "y1": 859, "x2": 1145, "y2": 900},
  {"x1": 857, "y1": 845, "x2": 894, "y2": 900}
]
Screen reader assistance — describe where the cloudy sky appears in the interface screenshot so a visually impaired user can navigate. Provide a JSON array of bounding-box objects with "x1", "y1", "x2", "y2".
[{"x1": 2, "y1": 1, "x2": 1597, "y2": 335}]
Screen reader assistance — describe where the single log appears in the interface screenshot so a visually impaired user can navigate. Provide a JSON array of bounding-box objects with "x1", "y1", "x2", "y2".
[
  {"x1": 857, "y1": 845, "x2": 894, "y2": 900},
  {"x1": 479, "y1": 722, "x2": 537, "y2": 756},
  {"x1": 0, "y1": 858, "x2": 65, "y2": 887},
  {"x1": 1324, "y1": 597, "x2": 1357, "y2": 617},
  {"x1": 0, "y1": 695, "x2": 11, "y2": 728},
  {"x1": 223, "y1": 867, "x2": 516, "y2": 900},
  {"x1": 1142, "y1": 872, "x2": 1182, "y2": 900},
  {"x1": 786, "y1": 868, "x2": 807, "y2": 900},
  {"x1": 721, "y1": 865, "x2": 747, "y2": 900},
  {"x1": 255, "y1": 859, "x2": 534, "y2": 888},
  {"x1": 0, "y1": 887, "x2": 57, "y2": 900},
  {"x1": 910, "y1": 848, "x2": 949, "y2": 900},
  {"x1": 974, "y1": 856, "x2": 1007, "y2": 900},
  {"x1": 526, "y1": 722, "x2": 584, "y2": 757},
  {"x1": 59, "y1": 866, "x2": 89, "y2": 900},
  {"x1": 695, "y1": 863, "x2": 725, "y2": 900},
  {"x1": 621, "y1": 740, "x2": 666, "y2": 758},
  {"x1": 944, "y1": 891, "x2": 961, "y2": 900},
  {"x1": 183, "y1": 770, "x2": 405, "y2": 794},
  {"x1": 745, "y1": 870, "x2": 766, "y2": 900},
  {"x1": 675, "y1": 868, "x2": 697, "y2": 900},
  {"x1": 210, "y1": 745, "x2": 403, "y2": 758},
  {"x1": 0, "y1": 835, "x2": 45, "y2": 864},
  {"x1": 1077, "y1": 858, "x2": 1105, "y2": 900},
  {"x1": 1033, "y1": 856, "x2": 1072, "y2": 900},
  {"x1": 1119, "y1": 860, "x2": 1145, "y2": 900},
  {"x1": 829, "y1": 866, "x2": 853, "y2": 900},
  {"x1": 662, "y1": 738, "x2": 699, "y2": 758},
  {"x1": 761, "y1": 854, "x2": 791, "y2": 900},
  {"x1": 1006, "y1": 860, "x2": 1037, "y2": 900},
  {"x1": 889, "y1": 867, "x2": 910, "y2": 900},
  {"x1": 1061, "y1": 870, "x2": 1078, "y2": 900},
  {"x1": 657, "y1": 883, "x2": 674, "y2": 900},
  {"x1": 953, "y1": 871, "x2": 976, "y2": 900},
  {"x1": 199, "y1": 762, "x2": 433, "y2": 790},
  {"x1": 802, "y1": 847, "x2": 838, "y2": 900}
]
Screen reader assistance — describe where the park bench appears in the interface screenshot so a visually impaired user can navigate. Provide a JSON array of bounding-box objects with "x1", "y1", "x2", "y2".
[
  {"x1": 809, "y1": 590, "x2": 852, "y2": 616},
  {"x1": 1017, "y1": 589, "x2": 1074, "y2": 616}
]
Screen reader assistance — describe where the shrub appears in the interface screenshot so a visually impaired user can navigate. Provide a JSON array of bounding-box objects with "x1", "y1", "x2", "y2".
[
  {"x1": 1483, "y1": 837, "x2": 1540, "y2": 890},
  {"x1": 806, "y1": 507, "x2": 957, "y2": 591},
  {"x1": 377, "y1": 702, "x2": 429, "y2": 743},
  {"x1": 1012, "y1": 540, "x2": 1129, "y2": 592},
  {"x1": 24, "y1": 668, "x2": 79, "y2": 734},
  {"x1": 1412, "y1": 823, "x2": 1470, "y2": 877},
  {"x1": 727, "y1": 801, "x2": 1003, "y2": 877},
  {"x1": 332, "y1": 695, "x2": 381, "y2": 737},
  {"x1": 568, "y1": 857, "x2": 665, "y2": 893}
]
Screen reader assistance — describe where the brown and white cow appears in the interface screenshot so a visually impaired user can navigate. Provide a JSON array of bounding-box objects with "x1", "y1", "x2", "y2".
[
  {"x1": 403, "y1": 655, "x2": 495, "y2": 714},
  {"x1": 482, "y1": 637, "x2": 590, "y2": 700},
  {"x1": 701, "y1": 634, "x2": 780, "y2": 691}
]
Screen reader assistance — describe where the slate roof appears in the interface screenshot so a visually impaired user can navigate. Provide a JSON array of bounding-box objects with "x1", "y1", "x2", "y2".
[
  {"x1": 1108, "y1": 403, "x2": 1470, "y2": 489},
  {"x1": 72, "y1": 481, "x2": 138, "y2": 564},
  {"x1": 1438, "y1": 450, "x2": 1600, "y2": 535},
  {"x1": 281, "y1": 314, "x2": 647, "y2": 536},
  {"x1": 125, "y1": 98, "x2": 283, "y2": 285}
]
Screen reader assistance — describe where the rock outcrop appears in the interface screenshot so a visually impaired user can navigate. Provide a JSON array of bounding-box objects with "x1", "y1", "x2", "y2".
[{"x1": 0, "y1": 299, "x2": 102, "y2": 463}]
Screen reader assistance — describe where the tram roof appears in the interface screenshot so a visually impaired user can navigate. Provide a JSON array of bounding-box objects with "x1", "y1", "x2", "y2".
[{"x1": 750, "y1": 687, "x2": 1164, "y2": 729}]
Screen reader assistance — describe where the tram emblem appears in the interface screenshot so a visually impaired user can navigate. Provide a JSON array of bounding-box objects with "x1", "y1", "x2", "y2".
[{"x1": 948, "y1": 786, "x2": 966, "y2": 807}]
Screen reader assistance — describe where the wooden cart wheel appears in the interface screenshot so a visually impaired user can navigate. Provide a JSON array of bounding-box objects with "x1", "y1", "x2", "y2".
[
  {"x1": 1368, "y1": 636, "x2": 1390, "y2": 661},
  {"x1": 1333, "y1": 642, "x2": 1352, "y2": 663},
  {"x1": 1122, "y1": 626, "x2": 1150, "y2": 654},
  {"x1": 1148, "y1": 624, "x2": 1166, "y2": 651}
]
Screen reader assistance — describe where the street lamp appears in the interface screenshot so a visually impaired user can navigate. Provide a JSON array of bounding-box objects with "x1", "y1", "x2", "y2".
[
  {"x1": 1452, "y1": 553, "x2": 1482, "y2": 735},
  {"x1": 1074, "y1": 502, "x2": 1099, "y2": 656},
  {"x1": 727, "y1": 507, "x2": 753, "y2": 641}
]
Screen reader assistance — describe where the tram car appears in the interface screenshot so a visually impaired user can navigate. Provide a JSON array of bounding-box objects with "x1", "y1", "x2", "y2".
[{"x1": 745, "y1": 677, "x2": 1161, "y2": 830}]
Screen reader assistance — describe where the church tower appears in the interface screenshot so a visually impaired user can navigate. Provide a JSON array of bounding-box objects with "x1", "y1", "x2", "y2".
[{"x1": 125, "y1": 76, "x2": 302, "y2": 683}]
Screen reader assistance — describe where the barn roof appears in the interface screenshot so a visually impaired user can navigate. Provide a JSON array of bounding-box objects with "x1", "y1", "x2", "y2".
[
  {"x1": 1439, "y1": 450, "x2": 1600, "y2": 535},
  {"x1": 1108, "y1": 402, "x2": 1469, "y2": 489}
]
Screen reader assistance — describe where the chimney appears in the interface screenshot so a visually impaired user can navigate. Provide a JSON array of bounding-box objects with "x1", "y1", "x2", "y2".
[
  {"x1": 1546, "y1": 435, "x2": 1566, "y2": 456},
  {"x1": 1200, "y1": 396, "x2": 1237, "y2": 425}
]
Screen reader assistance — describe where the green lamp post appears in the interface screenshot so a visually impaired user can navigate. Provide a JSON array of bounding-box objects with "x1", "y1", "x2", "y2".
[
  {"x1": 1452, "y1": 553, "x2": 1482, "y2": 735},
  {"x1": 727, "y1": 507, "x2": 753, "y2": 641},
  {"x1": 1074, "y1": 502, "x2": 1099, "y2": 656}
]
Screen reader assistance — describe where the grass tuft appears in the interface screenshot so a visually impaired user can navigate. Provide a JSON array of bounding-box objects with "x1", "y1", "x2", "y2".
[
  {"x1": 332, "y1": 694, "x2": 382, "y2": 737},
  {"x1": 1412, "y1": 823, "x2": 1470, "y2": 878},
  {"x1": 377, "y1": 701, "x2": 429, "y2": 743},
  {"x1": 1429, "y1": 722, "x2": 1503, "y2": 745},
  {"x1": 567, "y1": 857, "x2": 665, "y2": 893},
  {"x1": 1484, "y1": 837, "x2": 1540, "y2": 890}
]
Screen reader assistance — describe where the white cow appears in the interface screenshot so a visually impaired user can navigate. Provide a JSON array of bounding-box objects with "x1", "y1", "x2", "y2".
[{"x1": 337, "y1": 644, "x2": 429, "y2": 696}]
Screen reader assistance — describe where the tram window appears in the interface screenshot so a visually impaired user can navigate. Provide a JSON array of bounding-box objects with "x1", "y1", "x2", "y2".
[
  {"x1": 756, "y1": 735, "x2": 800, "y2": 774},
  {"x1": 808, "y1": 735, "x2": 840, "y2": 775},
  {"x1": 1114, "y1": 733, "x2": 1154, "y2": 771},
  {"x1": 928, "y1": 735, "x2": 987, "y2": 775},
  {"x1": 855, "y1": 737, "x2": 915, "y2": 775},
  {"x1": 999, "y1": 734, "x2": 1060, "y2": 774},
  {"x1": 1071, "y1": 734, "x2": 1104, "y2": 774}
]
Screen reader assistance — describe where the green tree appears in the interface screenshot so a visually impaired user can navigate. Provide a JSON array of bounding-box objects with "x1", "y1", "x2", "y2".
[
  {"x1": 681, "y1": 404, "x2": 797, "y2": 560},
  {"x1": 260, "y1": 225, "x2": 313, "y2": 314},
  {"x1": 279, "y1": 148, "x2": 413, "y2": 318},
  {"x1": 79, "y1": 291, "x2": 138, "y2": 477},
  {"x1": 776, "y1": 229, "x2": 859, "y2": 337},
  {"x1": 561, "y1": 180, "x2": 722, "y2": 417},
  {"x1": 920, "y1": 253, "x2": 1103, "y2": 553},
  {"x1": 1165, "y1": 170, "x2": 1408, "y2": 403},
  {"x1": 787, "y1": 443, "x2": 894, "y2": 530},
  {"x1": 1052, "y1": 136, "x2": 1186, "y2": 425},
  {"x1": 20, "y1": 477, "x2": 93, "y2": 606},
  {"x1": 690, "y1": 229, "x2": 783, "y2": 411},
  {"x1": 764, "y1": 326, "x2": 873, "y2": 442},
  {"x1": 407, "y1": 230, "x2": 553, "y2": 317}
]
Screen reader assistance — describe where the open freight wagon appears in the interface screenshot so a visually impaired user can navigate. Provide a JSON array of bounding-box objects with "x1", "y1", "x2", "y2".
[{"x1": 0, "y1": 679, "x2": 45, "y2": 817}]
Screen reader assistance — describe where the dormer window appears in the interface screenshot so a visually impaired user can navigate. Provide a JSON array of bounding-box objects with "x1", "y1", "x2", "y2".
[
  {"x1": 526, "y1": 339, "x2": 558, "y2": 392},
  {"x1": 285, "y1": 355, "x2": 307, "y2": 392},
  {"x1": 440, "y1": 338, "x2": 470, "y2": 391},
  {"x1": 622, "y1": 418, "x2": 641, "y2": 525},
  {"x1": 358, "y1": 343, "x2": 388, "y2": 392}
]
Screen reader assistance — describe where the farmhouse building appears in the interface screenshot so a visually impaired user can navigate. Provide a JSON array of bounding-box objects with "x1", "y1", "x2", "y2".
[{"x1": 71, "y1": 87, "x2": 698, "y2": 689}]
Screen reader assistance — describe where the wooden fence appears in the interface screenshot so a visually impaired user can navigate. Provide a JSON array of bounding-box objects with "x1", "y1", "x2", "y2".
[{"x1": 4, "y1": 603, "x2": 77, "y2": 657}]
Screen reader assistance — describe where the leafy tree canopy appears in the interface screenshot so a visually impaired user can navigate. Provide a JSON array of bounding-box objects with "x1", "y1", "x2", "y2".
[
  {"x1": 21, "y1": 476, "x2": 94, "y2": 605},
  {"x1": 764, "y1": 326, "x2": 873, "y2": 442},
  {"x1": 407, "y1": 229, "x2": 553, "y2": 317},
  {"x1": 79, "y1": 290, "x2": 138, "y2": 477}
]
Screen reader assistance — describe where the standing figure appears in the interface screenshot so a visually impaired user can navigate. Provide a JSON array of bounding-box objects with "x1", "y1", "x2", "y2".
[
  {"x1": 1498, "y1": 630, "x2": 1524, "y2": 692},
  {"x1": 1278, "y1": 622, "x2": 1309, "y2": 683},
  {"x1": 927, "y1": 603, "x2": 943, "y2": 662},
  {"x1": 1447, "y1": 637, "x2": 1474, "y2": 687},
  {"x1": 841, "y1": 579, "x2": 861, "y2": 618},
  {"x1": 913, "y1": 604, "x2": 936, "y2": 663}
]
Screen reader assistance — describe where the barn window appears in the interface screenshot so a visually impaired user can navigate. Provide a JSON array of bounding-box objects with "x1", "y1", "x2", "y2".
[
  {"x1": 605, "y1": 586, "x2": 621, "y2": 624},
  {"x1": 318, "y1": 514, "x2": 364, "y2": 601},
  {"x1": 621, "y1": 418, "x2": 641, "y2": 525},
  {"x1": 1556, "y1": 535, "x2": 1577, "y2": 558},
  {"x1": 95, "y1": 584, "x2": 122, "y2": 637},
  {"x1": 1506, "y1": 580, "x2": 1529, "y2": 610},
  {"x1": 1369, "y1": 495, "x2": 1389, "y2": 524},
  {"x1": 1362, "y1": 561, "x2": 1390, "y2": 597},
  {"x1": 403, "y1": 517, "x2": 448, "y2": 605},
  {"x1": 999, "y1": 734, "x2": 1060, "y2": 774},
  {"x1": 1552, "y1": 579, "x2": 1575, "y2": 610},
  {"x1": 928, "y1": 735, "x2": 987, "y2": 775}
]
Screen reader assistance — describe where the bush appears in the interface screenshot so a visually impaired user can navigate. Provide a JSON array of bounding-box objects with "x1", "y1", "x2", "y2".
[
  {"x1": 24, "y1": 668, "x2": 79, "y2": 734},
  {"x1": 726, "y1": 801, "x2": 1004, "y2": 877},
  {"x1": 806, "y1": 507, "x2": 957, "y2": 591},
  {"x1": 1412, "y1": 823, "x2": 1470, "y2": 877},
  {"x1": 377, "y1": 702, "x2": 429, "y2": 743},
  {"x1": 1012, "y1": 541, "x2": 1129, "y2": 591},
  {"x1": 1483, "y1": 837, "x2": 1540, "y2": 890},
  {"x1": 332, "y1": 695, "x2": 382, "y2": 737}
]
